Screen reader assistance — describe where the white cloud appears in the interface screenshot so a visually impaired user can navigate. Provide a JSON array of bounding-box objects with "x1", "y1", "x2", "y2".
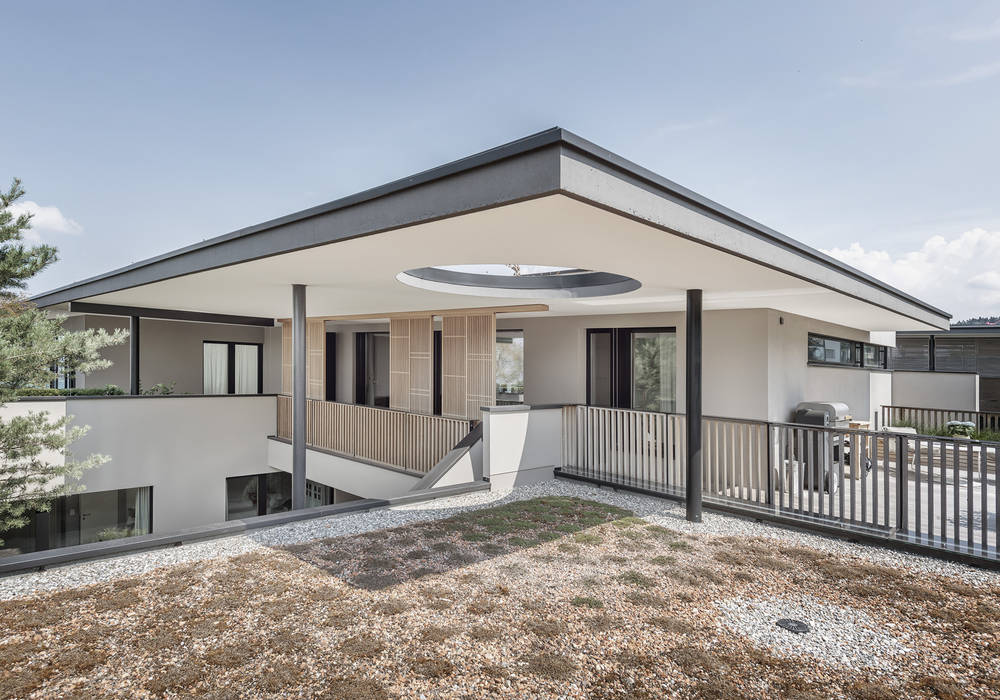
[
  {"x1": 839, "y1": 70, "x2": 898, "y2": 88},
  {"x1": 922, "y1": 61, "x2": 1000, "y2": 86},
  {"x1": 7, "y1": 201, "x2": 83, "y2": 242},
  {"x1": 950, "y1": 18, "x2": 1000, "y2": 42},
  {"x1": 823, "y1": 228, "x2": 1000, "y2": 319}
]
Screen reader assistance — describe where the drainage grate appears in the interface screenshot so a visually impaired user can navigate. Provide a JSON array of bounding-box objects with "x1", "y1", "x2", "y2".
[{"x1": 776, "y1": 618, "x2": 810, "y2": 634}]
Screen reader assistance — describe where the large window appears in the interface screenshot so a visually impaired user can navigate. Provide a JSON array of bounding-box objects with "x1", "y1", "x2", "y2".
[
  {"x1": 49, "y1": 362, "x2": 76, "y2": 390},
  {"x1": 0, "y1": 486, "x2": 152, "y2": 556},
  {"x1": 203, "y1": 341, "x2": 263, "y2": 394},
  {"x1": 225, "y1": 473, "x2": 334, "y2": 520},
  {"x1": 496, "y1": 330, "x2": 524, "y2": 405},
  {"x1": 587, "y1": 327, "x2": 676, "y2": 412},
  {"x1": 808, "y1": 333, "x2": 887, "y2": 369}
]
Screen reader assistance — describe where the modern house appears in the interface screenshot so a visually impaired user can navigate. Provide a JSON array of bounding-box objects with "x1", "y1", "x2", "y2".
[
  {"x1": 3, "y1": 127, "x2": 962, "y2": 559},
  {"x1": 892, "y1": 325, "x2": 1000, "y2": 413}
]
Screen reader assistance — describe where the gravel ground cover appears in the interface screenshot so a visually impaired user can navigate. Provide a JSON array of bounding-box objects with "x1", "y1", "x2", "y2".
[{"x1": 1, "y1": 482, "x2": 998, "y2": 698}]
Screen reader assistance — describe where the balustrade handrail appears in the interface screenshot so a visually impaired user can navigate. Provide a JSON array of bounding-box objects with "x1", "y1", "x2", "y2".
[
  {"x1": 565, "y1": 404, "x2": 1000, "y2": 446},
  {"x1": 561, "y1": 403, "x2": 998, "y2": 562},
  {"x1": 275, "y1": 396, "x2": 472, "y2": 474},
  {"x1": 882, "y1": 404, "x2": 1000, "y2": 435}
]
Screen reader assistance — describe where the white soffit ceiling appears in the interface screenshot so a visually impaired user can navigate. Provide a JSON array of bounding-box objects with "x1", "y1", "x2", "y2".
[{"x1": 81, "y1": 194, "x2": 934, "y2": 331}]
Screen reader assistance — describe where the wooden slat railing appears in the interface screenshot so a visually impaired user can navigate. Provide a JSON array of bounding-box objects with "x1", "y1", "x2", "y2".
[
  {"x1": 276, "y1": 396, "x2": 472, "y2": 474},
  {"x1": 882, "y1": 405, "x2": 1000, "y2": 433}
]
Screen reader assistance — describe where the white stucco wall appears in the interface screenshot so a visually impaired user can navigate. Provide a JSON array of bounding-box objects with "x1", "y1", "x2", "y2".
[
  {"x1": 869, "y1": 371, "x2": 893, "y2": 426},
  {"x1": 498, "y1": 309, "x2": 772, "y2": 420},
  {"x1": 892, "y1": 371, "x2": 980, "y2": 411},
  {"x1": 766, "y1": 309, "x2": 885, "y2": 422},
  {"x1": 0, "y1": 401, "x2": 69, "y2": 490},
  {"x1": 266, "y1": 438, "x2": 419, "y2": 498},
  {"x1": 482, "y1": 407, "x2": 562, "y2": 488},
  {"x1": 66, "y1": 396, "x2": 276, "y2": 532},
  {"x1": 498, "y1": 308, "x2": 882, "y2": 423}
]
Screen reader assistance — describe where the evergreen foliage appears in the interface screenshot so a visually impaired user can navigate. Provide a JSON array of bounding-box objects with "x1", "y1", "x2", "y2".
[{"x1": 0, "y1": 178, "x2": 128, "y2": 542}]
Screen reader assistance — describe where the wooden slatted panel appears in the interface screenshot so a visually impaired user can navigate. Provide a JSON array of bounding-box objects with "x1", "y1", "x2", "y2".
[
  {"x1": 441, "y1": 315, "x2": 467, "y2": 419},
  {"x1": 306, "y1": 319, "x2": 325, "y2": 400},
  {"x1": 280, "y1": 322, "x2": 292, "y2": 395},
  {"x1": 389, "y1": 318, "x2": 410, "y2": 412},
  {"x1": 465, "y1": 313, "x2": 496, "y2": 419},
  {"x1": 408, "y1": 316, "x2": 433, "y2": 415}
]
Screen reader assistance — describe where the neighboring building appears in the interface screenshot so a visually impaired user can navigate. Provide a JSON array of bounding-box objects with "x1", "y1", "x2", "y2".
[
  {"x1": 892, "y1": 326, "x2": 1000, "y2": 411},
  {"x1": 2, "y1": 127, "x2": 951, "y2": 556}
]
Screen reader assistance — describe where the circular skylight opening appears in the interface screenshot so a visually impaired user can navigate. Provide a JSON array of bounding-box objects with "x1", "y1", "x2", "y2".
[{"x1": 396, "y1": 264, "x2": 641, "y2": 299}]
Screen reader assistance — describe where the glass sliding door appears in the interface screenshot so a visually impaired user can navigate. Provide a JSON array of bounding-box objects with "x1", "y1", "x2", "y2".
[
  {"x1": 1, "y1": 486, "x2": 153, "y2": 555},
  {"x1": 203, "y1": 341, "x2": 263, "y2": 394},
  {"x1": 587, "y1": 330, "x2": 615, "y2": 408},
  {"x1": 629, "y1": 330, "x2": 676, "y2": 413},
  {"x1": 203, "y1": 342, "x2": 228, "y2": 394},
  {"x1": 496, "y1": 330, "x2": 525, "y2": 405},
  {"x1": 586, "y1": 326, "x2": 676, "y2": 412},
  {"x1": 355, "y1": 332, "x2": 390, "y2": 407},
  {"x1": 234, "y1": 344, "x2": 259, "y2": 394}
]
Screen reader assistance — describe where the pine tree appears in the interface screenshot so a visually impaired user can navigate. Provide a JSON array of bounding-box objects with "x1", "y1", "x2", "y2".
[{"x1": 0, "y1": 178, "x2": 127, "y2": 542}]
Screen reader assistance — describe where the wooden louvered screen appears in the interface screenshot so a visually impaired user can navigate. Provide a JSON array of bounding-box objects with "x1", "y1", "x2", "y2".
[
  {"x1": 281, "y1": 319, "x2": 325, "y2": 398},
  {"x1": 389, "y1": 319, "x2": 410, "y2": 411},
  {"x1": 281, "y1": 321, "x2": 292, "y2": 395},
  {"x1": 976, "y1": 338, "x2": 1000, "y2": 378},
  {"x1": 389, "y1": 316, "x2": 433, "y2": 414},
  {"x1": 442, "y1": 313, "x2": 496, "y2": 419},
  {"x1": 891, "y1": 337, "x2": 930, "y2": 372},
  {"x1": 307, "y1": 319, "x2": 325, "y2": 400},
  {"x1": 442, "y1": 316, "x2": 467, "y2": 419},
  {"x1": 935, "y1": 338, "x2": 977, "y2": 373}
]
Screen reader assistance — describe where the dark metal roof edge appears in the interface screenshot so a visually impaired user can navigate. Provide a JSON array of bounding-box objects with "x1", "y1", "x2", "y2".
[
  {"x1": 898, "y1": 326, "x2": 1000, "y2": 337},
  {"x1": 31, "y1": 125, "x2": 949, "y2": 323},
  {"x1": 30, "y1": 127, "x2": 566, "y2": 305},
  {"x1": 556, "y1": 129, "x2": 951, "y2": 321},
  {"x1": 69, "y1": 301, "x2": 275, "y2": 326}
]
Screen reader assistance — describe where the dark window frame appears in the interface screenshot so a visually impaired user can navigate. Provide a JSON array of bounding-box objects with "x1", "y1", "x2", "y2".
[
  {"x1": 354, "y1": 331, "x2": 390, "y2": 406},
  {"x1": 202, "y1": 341, "x2": 264, "y2": 394},
  {"x1": 586, "y1": 326, "x2": 676, "y2": 409},
  {"x1": 807, "y1": 332, "x2": 888, "y2": 370},
  {"x1": 225, "y1": 473, "x2": 331, "y2": 520}
]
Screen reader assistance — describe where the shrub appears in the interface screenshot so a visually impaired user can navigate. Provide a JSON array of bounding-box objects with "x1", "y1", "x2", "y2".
[{"x1": 16, "y1": 384, "x2": 125, "y2": 397}]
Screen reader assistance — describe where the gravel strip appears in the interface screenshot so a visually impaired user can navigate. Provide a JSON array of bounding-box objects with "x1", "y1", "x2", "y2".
[
  {"x1": 715, "y1": 594, "x2": 913, "y2": 670},
  {"x1": 2, "y1": 478, "x2": 997, "y2": 600}
]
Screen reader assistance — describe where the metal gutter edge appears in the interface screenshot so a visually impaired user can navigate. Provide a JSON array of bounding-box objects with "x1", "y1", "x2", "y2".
[
  {"x1": 0, "y1": 480, "x2": 491, "y2": 576},
  {"x1": 29, "y1": 128, "x2": 565, "y2": 307},
  {"x1": 556, "y1": 131, "x2": 951, "y2": 322}
]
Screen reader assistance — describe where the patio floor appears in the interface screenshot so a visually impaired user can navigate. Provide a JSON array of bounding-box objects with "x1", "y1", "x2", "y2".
[{"x1": 1, "y1": 485, "x2": 998, "y2": 699}]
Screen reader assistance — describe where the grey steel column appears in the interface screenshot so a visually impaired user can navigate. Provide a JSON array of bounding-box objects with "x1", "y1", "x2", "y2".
[
  {"x1": 292, "y1": 284, "x2": 307, "y2": 510},
  {"x1": 686, "y1": 289, "x2": 703, "y2": 523},
  {"x1": 129, "y1": 315, "x2": 140, "y2": 395}
]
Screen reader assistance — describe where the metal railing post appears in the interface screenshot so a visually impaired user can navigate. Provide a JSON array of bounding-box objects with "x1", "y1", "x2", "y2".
[{"x1": 895, "y1": 433, "x2": 907, "y2": 535}]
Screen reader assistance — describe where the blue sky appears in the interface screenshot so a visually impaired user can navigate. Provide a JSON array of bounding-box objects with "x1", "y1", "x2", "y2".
[{"x1": 4, "y1": 1, "x2": 999, "y2": 316}]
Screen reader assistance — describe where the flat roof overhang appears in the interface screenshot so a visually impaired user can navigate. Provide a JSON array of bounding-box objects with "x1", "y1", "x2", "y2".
[{"x1": 31, "y1": 128, "x2": 951, "y2": 332}]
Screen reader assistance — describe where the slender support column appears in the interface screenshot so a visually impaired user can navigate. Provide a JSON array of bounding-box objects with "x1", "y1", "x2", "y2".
[
  {"x1": 292, "y1": 284, "x2": 307, "y2": 510},
  {"x1": 129, "y1": 315, "x2": 140, "y2": 395},
  {"x1": 685, "y1": 289, "x2": 703, "y2": 523}
]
